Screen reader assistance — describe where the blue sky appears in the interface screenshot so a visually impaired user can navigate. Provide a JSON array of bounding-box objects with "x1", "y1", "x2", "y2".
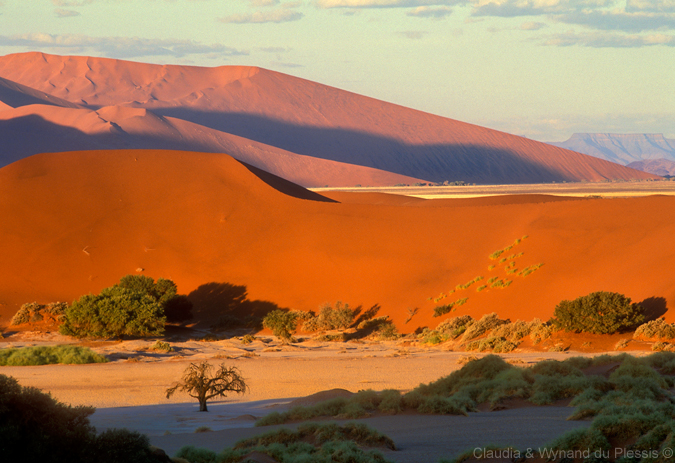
[{"x1": 0, "y1": 0, "x2": 673, "y2": 141}]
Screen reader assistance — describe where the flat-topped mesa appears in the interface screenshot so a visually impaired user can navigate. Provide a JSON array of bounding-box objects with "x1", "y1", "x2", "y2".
[{"x1": 550, "y1": 133, "x2": 675, "y2": 166}]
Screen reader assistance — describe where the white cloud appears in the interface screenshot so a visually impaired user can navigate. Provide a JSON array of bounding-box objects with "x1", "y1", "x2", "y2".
[
  {"x1": 555, "y1": 10, "x2": 675, "y2": 32},
  {"x1": 397, "y1": 30, "x2": 429, "y2": 38},
  {"x1": 219, "y1": 9, "x2": 304, "y2": 22},
  {"x1": 259, "y1": 46, "x2": 290, "y2": 52},
  {"x1": 52, "y1": 0, "x2": 92, "y2": 5},
  {"x1": 520, "y1": 21, "x2": 546, "y2": 29},
  {"x1": 271, "y1": 60, "x2": 304, "y2": 67},
  {"x1": 406, "y1": 5, "x2": 453, "y2": 17},
  {"x1": 627, "y1": 0, "x2": 675, "y2": 13},
  {"x1": 248, "y1": 0, "x2": 280, "y2": 5},
  {"x1": 55, "y1": 8, "x2": 80, "y2": 17},
  {"x1": 0, "y1": 33, "x2": 249, "y2": 59},
  {"x1": 472, "y1": 0, "x2": 612, "y2": 18},
  {"x1": 542, "y1": 30, "x2": 675, "y2": 46},
  {"x1": 316, "y1": 0, "x2": 464, "y2": 8}
]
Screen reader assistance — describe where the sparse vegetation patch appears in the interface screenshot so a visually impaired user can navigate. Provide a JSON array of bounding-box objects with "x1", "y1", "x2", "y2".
[{"x1": 0, "y1": 345, "x2": 107, "y2": 366}]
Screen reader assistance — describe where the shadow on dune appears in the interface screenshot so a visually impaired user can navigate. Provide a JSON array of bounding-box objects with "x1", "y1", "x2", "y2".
[
  {"x1": 187, "y1": 282, "x2": 287, "y2": 331},
  {"x1": 640, "y1": 296, "x2": 668, "y2": 322},
  {"x1": 155, "y1": 109, "x2": 593, "y2": 184},
  {"x1": 238, "y1": 161, "x2": 336, "y2": 202},
  {"x1": 2, "y1": 111, "x2": 583, "y2": 185}
]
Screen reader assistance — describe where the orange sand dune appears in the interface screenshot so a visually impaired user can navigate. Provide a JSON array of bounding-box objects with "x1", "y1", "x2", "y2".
[
  {"x1": 0, "y1": 52, "x2": 657, "y2": 185},
  {"x1": 0, "y1": 103, "x2": 422, "y2": 187},
  {"x1": 0, "y1": 149, "x2": 673, "y2": 331}
]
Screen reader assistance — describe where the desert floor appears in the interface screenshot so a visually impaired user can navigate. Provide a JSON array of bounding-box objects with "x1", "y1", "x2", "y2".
[
  {"x1": 313, "y1": 180, "x2": 675, "y2": 199},
  {"x1": 0, "y1": 333, "x2": 645, "y2": 462}
]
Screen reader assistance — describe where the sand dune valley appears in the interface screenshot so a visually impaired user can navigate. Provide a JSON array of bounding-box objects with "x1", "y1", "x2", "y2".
[{"x1": 2, "y1": 53, "x2": 675, "y2": 462}]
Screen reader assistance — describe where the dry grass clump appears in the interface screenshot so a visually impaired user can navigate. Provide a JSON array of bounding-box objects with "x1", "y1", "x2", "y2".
[
  {"x1": 460, "y1": 313, "x2": 505, "y2": 342},
  {"x1": 303, "y1": 301, "x2": 356, "y2": 332},
  {"x1": 419, "y1": 315, "x2": 474, "y2": 345},
  {"x1": 634, "y1": 318, "x2": 675, "y2": 340},
  {"x1": 462, "y1": 318, "x2": 552, "y2": 353},
  {"x1": 614, "y1": 339, "x2": 630, "y2": 350},
  {"x1": 432, "y1": 297, "x2": 468, "y2": 318},
  {"x1": 10, "y1": 302, "x2": 68, "y2": 325},
  {"x1": 518, "y1": 263, "x2": 544, "y2": 277}
]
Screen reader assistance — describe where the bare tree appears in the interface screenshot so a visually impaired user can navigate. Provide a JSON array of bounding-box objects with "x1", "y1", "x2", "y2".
[{"x1": 165, "y1": 361, "x2": 248, "y2": 412}]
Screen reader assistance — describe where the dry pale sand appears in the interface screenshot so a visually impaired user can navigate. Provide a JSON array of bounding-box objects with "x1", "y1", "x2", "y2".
[
  {"x1": 0, "y1": 52, "x2": 657, "y2": 185},
  {"x1": 0, "y1": 336, "x2": 609, "y2": 461}
]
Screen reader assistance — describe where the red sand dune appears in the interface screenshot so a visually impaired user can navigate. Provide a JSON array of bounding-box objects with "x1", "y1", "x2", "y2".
[
  {"x1": 0, "y1": 52, "x2": 658, "y2": 185},
  {"x1": 0, "y1": 149, "x2": 673, "y2": 330}
]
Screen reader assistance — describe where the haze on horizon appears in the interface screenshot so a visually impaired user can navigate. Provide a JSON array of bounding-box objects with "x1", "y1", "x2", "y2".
[{"x1": 0, "y1": 0, "x2": 673, "y2": 142}]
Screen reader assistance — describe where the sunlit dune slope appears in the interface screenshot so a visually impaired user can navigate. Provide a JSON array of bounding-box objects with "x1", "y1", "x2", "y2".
[
  {"x1": 0, "y1": 103, "x2": 422, "y2": 187},
  {"x1": 0, "y1": 149, "x2": 673, "y2": 331},
  {"x1": 0, "y1": 52, "x2": 657, "y2": 184}
]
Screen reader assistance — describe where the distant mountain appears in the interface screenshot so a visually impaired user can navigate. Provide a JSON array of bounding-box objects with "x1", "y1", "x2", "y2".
[
  {"x1": 549, "y1": 133, "x2": 675, "y2": 166},
  {"x1": 627, "y1": 159, "x2": 675, "y2": 177},
  {"x1": 0, "y1": 52, "x2": 658, "y2": 185}
]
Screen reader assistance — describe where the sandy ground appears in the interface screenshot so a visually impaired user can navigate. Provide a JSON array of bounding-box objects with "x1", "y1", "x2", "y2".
[
  {"x1": 313, "y1": 180, "x2": 675, "y2": 199},
  {"x1": 1, "y1": 335, "x2": 637, "y2": 461}
]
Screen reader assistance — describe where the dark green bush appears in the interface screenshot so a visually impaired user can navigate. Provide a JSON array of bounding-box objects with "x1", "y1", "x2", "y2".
[
  {"x1": 91, "y1": 428, "x2": 159, "y2": 463},
  {"x1": 0, "y1": 374, "x2": 163, "y2": 463},
  {"x1": 0, "y1": 374, "x2": 95, "y2": 462},
  {"x1": 116, "y1": 274, "x2": 193, "y2": 323},
  {"x1": 550, "y1": 291, "x2": 645, "y2": 334},
  {"x1": 60, "y1": 286, "x2": 166, "y2": 339}
]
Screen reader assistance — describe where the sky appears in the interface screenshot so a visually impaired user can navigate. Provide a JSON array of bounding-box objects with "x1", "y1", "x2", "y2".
[{"x1": 0, "y1": 0, "x2": 673, "y2": 141}]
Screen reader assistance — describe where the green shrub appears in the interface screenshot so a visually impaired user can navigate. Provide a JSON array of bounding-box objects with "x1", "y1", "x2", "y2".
[
  {"x1": 0, "y1": 345, "x2": 107, "y2": 366},
  {"x1": 150, "y1": 340, "x2": 173, "y2": 352},
  {"x1": 116, "y1": 274, "x2": 193, "y2": 323},
  {"x1": 378, "y1": 389, "x2": 403, "y2": 414},
  {"x1": 303, "y1": 301, "x2": 356, "y2": 331},
  {"x1": 175, "y1": 446, "x2": 219, "y2": 463},
  {"x1": 60, "y1": 286, "x2": 166, "y2": 339},
  {"x1": 550, "y1": 291, "x2": 645, "y2": 334},
  {"x1": 241, "y1": 334, "x2": 256, "y2": 344},
  {"x1": 0, "y1": 374, "x2": 159, "y2": 463},
  {"x1": 372, "y1": 320, "x2": 399, "y2": 340},
  {"x1": 91, "y1": 428, "x2": 159, "y2": 463},
  {"x1": 262, "y1": 310, "x2": 301, "y2": 342}
]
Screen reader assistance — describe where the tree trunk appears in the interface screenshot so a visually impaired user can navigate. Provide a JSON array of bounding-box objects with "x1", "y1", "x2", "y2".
[{"x1": 199, "y1": 399, "x2": 208, "y2": 412}]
